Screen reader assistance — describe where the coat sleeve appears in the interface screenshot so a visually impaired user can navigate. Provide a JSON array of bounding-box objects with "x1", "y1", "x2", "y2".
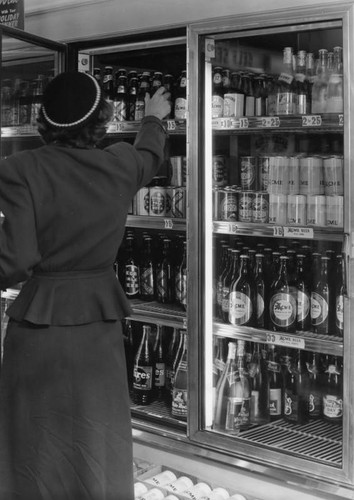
[
  {"x1": 105, "y1": 115, "x2": 168, "y2": 190},
  {"x1": 0, "y1": 156, "x2": 41, "y2": 289}
]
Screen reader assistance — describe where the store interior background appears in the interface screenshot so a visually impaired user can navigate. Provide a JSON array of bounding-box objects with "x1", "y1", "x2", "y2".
[{"x1": 26, "y1": 0, "x2": 342, "y2": 42}]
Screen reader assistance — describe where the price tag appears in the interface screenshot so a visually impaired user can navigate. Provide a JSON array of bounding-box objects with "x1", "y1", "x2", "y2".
[
  {"x1": 272, "y1": 226, "x2": 284, "y2": 237},
  {"x1": 260, "y1": 116, "x2": 280, "y2": 128},
  {"x1": 164, "y1": 218, "x2": 174, "y2": 229},
  {"x1": 266, "y1": 333, "x2": 305, "y2": 349},
  {"x1": 166, "y1": 120, "x2": 176, "y2": 131},
  {"x1": 238, "y1": 117, "x2": 249, "y2": 129},
  {"x1": 301, "y1": 115, "x2": 322, "y2": 127},
  {"x1": 182, "y1": 318, "x2": 187, "y2": 329},
  {"x1": 283, "y1": 226, "x2": 314, "y2": 239},
  {"x1": 338, "y1": 114, "x2": 344, "y2": 126},
  {"x1": 228, "y1": 223, "x2": 238, "y2": 234}
]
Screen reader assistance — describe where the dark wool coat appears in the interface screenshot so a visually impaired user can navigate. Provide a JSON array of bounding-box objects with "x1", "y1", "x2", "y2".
[{"x1": 0, "y1": 115, "x2": 167, "y2": 500}]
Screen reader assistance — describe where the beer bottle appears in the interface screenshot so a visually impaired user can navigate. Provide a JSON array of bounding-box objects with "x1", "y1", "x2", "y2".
[
  {"x1": 162, "y1": 73, "x2": 174, "y2": 118},
  {"x1": 102, "y1": 66, "x2": 114, "y2": 103},
  {"x1": 170, "y1": 329, "x2": 186, "y2": 398},
  {"x1": 140, "y1": 236, "x2": 156, "y2": 301},
  {"x1": 122, "y1": 318, "x2": 135, "y2": 393},
  {"x1": 113, "y1": 75, "x2": 128, "y2": 122},
  {"x1": 229, "y1": 71, "x2": 245, "y2": 117},
  {"x1": 132, "y1": 325, "x2": 154, "y2": 405},
  {"x1": 93, "y1": 67, "x2": 101, "y2": 86},
  {"x1": 267, "y1": 344, "x2": 283, "y2": 421},
  {"x1": 294, "y1": 50, "x2": 311, "y2": 115},
  {"x1": 214, "y1": 341, "x2": 237, "y2": 431},
  {"x1": 306, "y1": 351, "x2": 323, "y2": 420},
  {"x1": 165, "y1": 328, "x2": 180, "y2": 404},
  {"x1": 134, "y1": 71, "x2": 151, "y2": 121},
  {"x1": 174, "y1": 70, "x2": 187, "y2": 120},
  {"x1": 235, "y1": 340, "x2": 251, "y2": 431},
  {"x1": 228, "y1": 254, "x2": 256, "y2": 327},
  {"x1": 156, "y1": 238, "x2": 174, "y2": 304},
  {"x1": 30, "y1": 75, "x2": 45, "y2": 126},
  {"x1": 212, "y1": 66, "x2": 224, "y2": 119},
  {"x1": 311, "y1": 49, "x2": 329, "y2": 114},
  {"x1": 295, "y1": 254, "x2": 311, "y2": 331},
  {"x1": 322, "y1": 355, "x2": 343, "y2": 425},
  {"x1": 221, "y1": 249, "x2": 240, "y2": 323},
  {"x1": 284, "y1": 350, "x2": 309, "y2": 424},
  {"x1": 254, "y1": 74, "x2": 267, "y2": 116},
  {"x1": 171, "y1": 330, "x2": 188, "y2": 420},
  {"x1": 153, "y1": 325, "x2": 166, "y2": 402},
  {"x1": 122, "y1": 234, "x2": 140, "y2": 299},
  {"x1": 249, "y1": 343, "x2": 270, "y2": 425},
  {"x1": 175, "y1": 240, "x2": 187, "y2": 310},
  {"x1": 151, "y1": 71, "x2": 163, "y2": 95},
  {"x1": 311, "y1": 256, "x2": 330, "y2": 334},
  {"x1": 276, "y1": 47, "x2": 296, "y2": 115},
  {"x1": 216, "y1": 244, "x2": 231, "y2": 319},
  {"x1": 1, "y1": 79, "x2": 13, "y2": 127},
  {"x1": 269, "y1": 256, "x2": 297, "y2": 333},
  {"x1": 18, "y1": 80, "x2": 31, "y2": 125},
  {"x1": 243, "y1": 73, "x2": 255, "y2": 116},
  {"x1": 335, "y1": 254, "x2": 345, "y2": 337},
  {"x1": 127, "y1": 76, "x2": 138, "y2": 121},
  {"x1": 254, "y1": 253, "x2": 266, "y2": 328}
]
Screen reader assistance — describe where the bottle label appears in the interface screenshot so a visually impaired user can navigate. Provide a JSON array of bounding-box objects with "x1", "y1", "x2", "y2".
[
  {"x1": 140, "y1": 267, "x2": 154, "y2": 296},
  {"x1": 154, "y1": 362, "x2": 166, "y2": 387},
  {"x1": 212, "y1": 95, "x2": 224, "y2": 118},
  {"x1": 276, "y1": 91, "x2": 295, "y2": 115},
  {"x1": 134, "y1": 99, "x2": 145, "y2": 120},
  {"x1": 297, "y1": 290, "x2": 310, "y2": 322},
  {"x1": 174, "y1": 97, "x2": 187, "y2": 120},
  {"x1": 336, "y1": 295, "x2": 344, "y2": 331},
  {"x1": 269, "y1": 388, "x2": 282, "y2": 416},
  {"x1": 125, "y1": 264, "x2": 140, "y2": 296},
  {"x1": 270, "y1": 292, "x2": 296, "y2": 328},
  {"x1": 308, "y1": 391, "x2": 322, "y2": 418},
  {"x1": 172, "y1": 388, "x2": 188, "y2": 418},
  {"x1": 310, "y1": 292, "x2": 329, "y2": 325},
  {"x1": 323, "y1": 394, "x2": 343, "y2": 419},
  {"x1": 133, "y1": 366, "x2": 153, "y2": 390},
  {"x1": 284, "y1": 389, "x2": 297, "y2": 420},
  {"x1": 229, "y1": 291, "x2": 253, "y2": 325},
  {"x1": 157, "y1": 269, "x2": 171, "y2": 300},
  {"x1": 256, "y1": 293, "x2": 264, "y2": 319}
]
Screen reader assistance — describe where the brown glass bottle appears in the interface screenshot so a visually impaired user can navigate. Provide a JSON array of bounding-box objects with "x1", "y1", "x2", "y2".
[
  {"x1": 140, "y1": 236, "x2": 156, "y2": 301},
  {"x1": 156, "y1": 238, "x2": 175, "y2": 304},
  {"x1": 228, "y1": 254, "x2": 256, "y2": 327},
  {"x1": 132, "y1": 325, "x2": 154, "y2": 405}
]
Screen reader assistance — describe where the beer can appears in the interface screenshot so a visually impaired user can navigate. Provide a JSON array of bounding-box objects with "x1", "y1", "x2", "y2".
[
  {"x1": 258, "y1": 156, "x2": 271, "y2": 191},
  {"x1": 268, "y1": 193, "x2": 287, "y2": 224},
  {"x1": 326, "y1": 195, "x2": 344, "y2": 228},
  {"x1": 170, "y1": 156, "x2": 184, "y2": 187},
  {"x1": 252, "y1": 192, "x2": 269, "y2": 223},
  {"x1": 287, "y1": 194, "x2": 307, "y2": 225},
  {"x1": 171, "y1": 186, "x2": 186, "y2": 218},
  {"x1": 219, "y1": 187, "x2": 238, "y2": 221},
  {"x1": 149, "y1": 186, "x2": 166, "y2": 216},
  {"x1": 240, "y1": 156, "x2": 257, "y2": 190},
  {"x1": 288, "y1": 156, "x2": 300, "y2": 195},
  {"x1": 212, "y1": 155, "x2": 228, "y2": 187},
  {"x1": 165, "y1": 186, "x2": 174, "y2": 217},
  {"x1": 306, "y1": 195, "x2": 326, "y2": 226},
  {"x1": 267, "y1": 155, "x2": 289, "y2": 195},
  {"x1": 238, "y1": 191, "x2": 254, "y2": 222},
  {"x1": 323, "y1": 155, "x2": 344, "y2": 195},
  {"x1": 299, "y1": 156, "x2": 324, "y2": 195},
  {"x1": 136, "y1": 187, "x2": 150, "y2": 216}
]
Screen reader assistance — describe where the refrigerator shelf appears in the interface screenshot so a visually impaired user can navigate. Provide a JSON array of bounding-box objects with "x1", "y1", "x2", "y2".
[
  {"x1": 131, "y1": 398, "x2": 187, "y2": 431},
  {"x1": 129, "y1": 299, "x2": 187, "y2": 329},
  {"x1": 237, "y1": 418, "x2": 342, "y2": 467},
  {"x1": 126, "y1": 215, "x2": 186, "y2": 231}
]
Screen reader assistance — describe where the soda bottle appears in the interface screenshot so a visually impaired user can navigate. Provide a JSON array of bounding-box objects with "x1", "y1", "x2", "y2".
[
  {"x1": 254, "y1": 253, "x2": 266, "y2": 328},
  {"x1": 134, "y1": 71, "x2": 151, "y2": 121},
  {"x1": 165, "y1": 328, "x2": 180, "y2": 404},
  {"x1": 267, "y1": 344, "x2": 283, "y2": 421},
  {"x1": 113, "y1": 74, "x2": 128, "y2": 122},
  {"x1": 216, "y1": 244, "x2": 231, "y2": 319},
  {"x1": 221, "y1": 249, "x2": 240, "y2": 323},
  {"x1": 212, "y1": 336, "x2": 226, "y2": 413},
  {"x1": 122, "y1": 318, "x2": 135, "y2": 393},
  {"x1": 228, "y1": 254, "x2": 256, "y2": 327},
  {"x1": 230, "y1": 340, "x2": 251, "y2": 431},
  {"x1": 335, "y1": 254, "x2": 345, "y2": 337},
  {"x1": 156, "y1": 238, "x2": 175, "y2": 304},
  {"x1": 212, "y1": 66, "x2": 224, "y2": 118},
  {"x1": 249, "y1": 343, "x2": 270, "y2": 425},
  {"x1": 132, "y1": 325, "x2": 154, "y2": 405},
  {"x1": 122, "y1": 234, "x2": 140, "y2": 299},
  {"x1": 171, "y1": 330, "x2": 188, "y2": 420},
  {"x1": 306, "y1": 351, "x2": 323, "y2": 420},
  {"x1": 140, "y1": 236, "x2": 156, "y2": 301},
  {"x1": 322, "y1": 355, "x2": 343, "y2": 425},
  {"x1": 311, "y1": 49, "x2": 329, "y2": 113},
  {"x1": 153, "y1": 325, "x2": 166, "y2": 402},
  {"x1": 284, "y1": 350, "x2": 309, "y2": 424},
  {"x1": 174, "y1": 70, "x2": 187, "y2": 120},
  {"x1": 294, "y1": 50, "x2": 310, "y2": 114},
  {"x1": 276, "y1": 47, "x2": 296, "y2": 115},
  {"x1": 102, "y1": 65, "x2": 114, "y2": 103},
  {"x1": 269, "y1": 255, "x2": 297, "y2": 333},
  {"x1": 170, "y1": 329, "x2": 186, "y2": 400},
  {"x1": 311, "y1": 256, "x2": 331, "y2": 334},
  {"x1": 295, "y1": 254, "x2": 311, "y2": 331},
  {"x1": 175, "y1": 240, "x2": 187, "y2": 310},
  {"x1": 213, "y1": 341, "x2": 237, "y2": 431}
]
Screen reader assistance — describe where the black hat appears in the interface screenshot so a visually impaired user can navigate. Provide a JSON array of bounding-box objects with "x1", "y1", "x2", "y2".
[{"x1": 41, "y1": 71, "x2": 102, "y2": 129}]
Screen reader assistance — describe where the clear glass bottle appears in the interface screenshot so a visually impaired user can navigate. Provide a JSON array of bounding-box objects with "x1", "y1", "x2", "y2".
[
  {"x1": 276, "y1": 47, "x2": 296, "y2": 115},
  {"x1": 311, "y1": 48, "x2": 329, "y2": 113}
]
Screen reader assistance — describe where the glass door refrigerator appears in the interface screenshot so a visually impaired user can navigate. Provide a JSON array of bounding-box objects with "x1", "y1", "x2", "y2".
[{"x1": 187, "y1": 2, "x2": 354, "y2": 499}]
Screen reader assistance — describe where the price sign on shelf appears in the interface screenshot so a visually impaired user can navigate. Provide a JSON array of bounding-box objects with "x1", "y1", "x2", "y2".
[
  {"x1": 164, "y1": 218, "x2": 174, "y2": 229},
  {"x1": 283, "y1": 226, "x2": 314, "y2": 239},
  {"x1": 301, "y1": 115, "x2": 322, "y2": 127},
  {"x1": 260, "y1": 116, "x2": 280, "y2": 128},
  {"x1": 166, "y1": 120, "x2": 176, "y2": 131},
  {"x1": 266, "y1": 333, "x2": 305, "y2": 349}
]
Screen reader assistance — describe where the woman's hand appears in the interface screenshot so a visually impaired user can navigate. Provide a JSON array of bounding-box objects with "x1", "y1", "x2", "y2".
[{"x1": 144, "y1": 86, "x2": 171, "y2": 120}]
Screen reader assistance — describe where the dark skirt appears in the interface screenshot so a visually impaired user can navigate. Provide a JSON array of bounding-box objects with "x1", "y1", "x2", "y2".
[{"x1": 0, "y1": 319, "x2": 134, "y2": 500}]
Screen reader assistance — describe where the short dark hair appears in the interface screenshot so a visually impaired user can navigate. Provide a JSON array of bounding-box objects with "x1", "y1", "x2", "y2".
[{"x1": 37, "y1": 96, "x2": 113, "y2": 147}]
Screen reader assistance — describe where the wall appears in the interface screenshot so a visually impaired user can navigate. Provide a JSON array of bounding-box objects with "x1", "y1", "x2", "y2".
[{"x1": 24, "y1": 0, "x2": 346, "y2": 42}]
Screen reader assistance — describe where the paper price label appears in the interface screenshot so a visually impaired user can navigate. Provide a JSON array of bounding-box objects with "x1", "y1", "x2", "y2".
[
  {"x1": 260, "y1": 116, "x2": 280, "y2": 128},
  {"x1": 283, "y1": 226, "x2": 314, "y2": 239},
  {"x1": 164, "y1": 218, "x2": 174, "y2": 229},
  {"x1": 302, "y1": 115, "x2": 322, "y2": 127},
  {"x1": 166, "y1": 120, "x2": 176, "y2": 131},
  {"x1": 228, "y1": 223, "x2": 238, "y2": 234},
  {"x1": 266, "y1": 333, "x2": 305, "y2": 349},
  {"x1": 272, "y1": 226, "x2": 284, "y2": 237},
  {"x1": 338, "y1": 114, "x2": 344, "y2": 126}
]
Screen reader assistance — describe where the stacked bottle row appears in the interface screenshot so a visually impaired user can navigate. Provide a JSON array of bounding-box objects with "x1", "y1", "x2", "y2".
[
  {"x1": 124, "y1": 320, "x2": 188, "y2": 421},
  {"x1": 116, "y1": 230, "x2": 187, "y2": 309},
  {"x1": 214, "y1": 236, "x2": 344, "y2": 336},
  {"x1": 212, "y1": 45, "x2": 343, "y2": 119},
  {"x1": 135, "y1": 469, "x2": 253, "y2": 500},
  {"x1": 1, "y1": 73, "x2": 52, "y2": 127},
  {"x1": 91, "y1": 66, "x2": 187, "y2": 121},
  {"x1": 213, "y1": 339, "x2": 343, "y2": 434}
]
